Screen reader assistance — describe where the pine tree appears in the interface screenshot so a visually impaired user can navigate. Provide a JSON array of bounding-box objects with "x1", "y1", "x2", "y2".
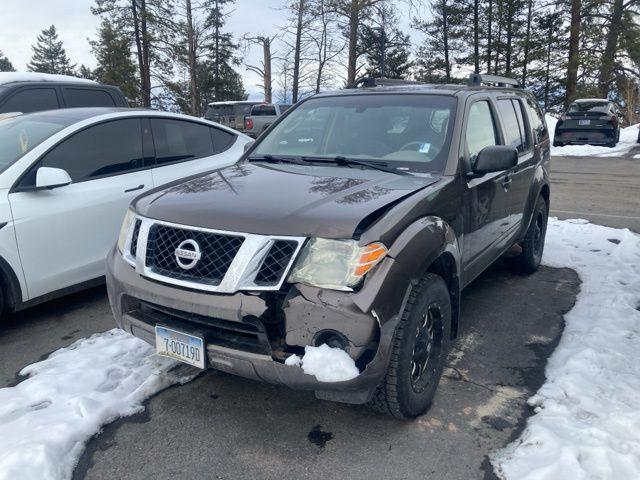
[
  {"x1": 91, "y1": 20, "x2": 141, "y2": 104},
  {"x1": 357, "y1": 4, "x2": 412, "y2": 78},
  {"x1": 27, "y1": 25, "x2": 76, "y2": 75},
  {"x1": 0, "y1": 51, "x2": 15, "y2": 72}
]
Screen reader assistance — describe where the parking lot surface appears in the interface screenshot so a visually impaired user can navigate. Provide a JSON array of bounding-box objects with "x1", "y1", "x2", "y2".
[{"x1": 551, "y1": 147, "x2": 640, "y2": 232}]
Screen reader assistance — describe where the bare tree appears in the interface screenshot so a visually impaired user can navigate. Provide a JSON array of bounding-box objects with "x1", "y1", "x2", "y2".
[
  {"x1": 244, "y1": 34, "x2": 277, "y2": 102},
  {"x1": 565, "y1": 0, "x2": 581, "y2": 106}
]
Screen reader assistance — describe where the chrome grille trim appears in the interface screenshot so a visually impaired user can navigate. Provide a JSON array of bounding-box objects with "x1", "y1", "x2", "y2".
[{"x1": 122, "y1": 216, "x2": 305, "y2": 293}]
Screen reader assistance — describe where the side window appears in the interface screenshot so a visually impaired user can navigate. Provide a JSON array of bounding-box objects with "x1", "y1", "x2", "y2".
[
  {"x1": 38, "y1": 119, "x2": 143, "y2": 182},
  {"x1": 497, "y1": 99, "x2": 524, "y2": 152},
  {"x1": 210, "y1": 127, "x2": 236, "y2": 154},
  {"x1": 251, "y1": 105, "x2": 277, "y2": 116},
  {"x1": 1, "y1": 88, "x2": 59, "y2": 114},
  {"x1": 511, "y1": 99, "x2": 531, "y2": 151},
  {"x1": 525, "y1": 97, "x2": 547, "y2": 143},
  {"x1": 465, "y1": 100, "x2": 499, "y2": 167},
  {"x1": 151, "y1": 118, "x2": 214, "y2": 165},
  {"x1": 64, "y1": 88, "x2": 116, "y2": 107}
]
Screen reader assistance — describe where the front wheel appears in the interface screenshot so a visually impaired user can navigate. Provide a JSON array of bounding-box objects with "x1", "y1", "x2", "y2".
[
  {"x1": 369, "y1": 273, "x2": 451, "y2": 419},
  {"x1": 509, "y1": 196, "x2": 548, "y2": 274}
]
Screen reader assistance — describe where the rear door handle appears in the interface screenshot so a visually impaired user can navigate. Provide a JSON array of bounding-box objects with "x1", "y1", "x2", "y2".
[
  {"x1": 501, "y1": 176, "x2": 512, "y2": 190},
  {"x1": 125, "y1": 184, "x2": 144, "y2": 193}
]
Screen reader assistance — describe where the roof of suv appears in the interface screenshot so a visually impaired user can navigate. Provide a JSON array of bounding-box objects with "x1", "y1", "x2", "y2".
[
  {"x1": 0, "y1": 72, "x2": 97, "y2": 86},
  {"x1": 314, "y1": 83, "x2": 530, "y2": 99}
]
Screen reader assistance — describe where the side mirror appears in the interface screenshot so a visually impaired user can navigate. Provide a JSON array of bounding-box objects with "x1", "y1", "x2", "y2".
[
  {"x1": 243, "y1": 140, "x2": 255, "y2": 153},
  {"x1": 472, "y1": 145, "x2": 518, "y2": 175},
  {"x1": 35, "y1": 167, "x2": 72, "y2": 190}
]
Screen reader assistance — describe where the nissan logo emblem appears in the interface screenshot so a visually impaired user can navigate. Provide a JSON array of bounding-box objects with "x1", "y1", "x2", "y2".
[{"x1": 175, "y1": 239, "x2": 202, "y2": 270}]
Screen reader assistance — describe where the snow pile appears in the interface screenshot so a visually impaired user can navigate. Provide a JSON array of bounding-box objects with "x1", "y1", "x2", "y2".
[
  {"x1": 493, "y1": 218, "x2": 640, "y2": 479},
  {"x1": 0, "y1": 329, "x2": 197, "y2": 480},
  {"x1": 546, "y1": 114, "x2": 639, "y2": 157},
  {"x1": 0, "y1": 72, "x2": 96, "y2": 85},
  {"x1": 285, "y1": 344, "x2": 360, "y2": 382}
]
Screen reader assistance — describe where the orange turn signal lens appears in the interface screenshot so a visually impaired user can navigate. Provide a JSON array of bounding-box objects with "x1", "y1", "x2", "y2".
[{"x1": 353, "y1": 243, "x2": 388, "y2": 277}]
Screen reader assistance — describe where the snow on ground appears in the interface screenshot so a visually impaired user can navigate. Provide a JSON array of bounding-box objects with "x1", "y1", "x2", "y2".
[
  {"x1": 546, "y1": 114, "x2": 639, "y2": 157},
  {"x1": 0, "y1": 329, "x2": 198, "y2": 480},
  {"x1": 492, "y1": 218, "x2": 640, "y2": 479},
  {"x1": 285, "y1": 344, "x2": 360, "y2": 382}
]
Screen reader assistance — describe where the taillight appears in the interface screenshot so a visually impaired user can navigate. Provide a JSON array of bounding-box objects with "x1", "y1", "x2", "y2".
[
  {"x1": 245, "y1": 117, "x2": 253, "y2": 130},
  {"x1": 610, "y1": 116, "x2": 617, "y2": 126}
]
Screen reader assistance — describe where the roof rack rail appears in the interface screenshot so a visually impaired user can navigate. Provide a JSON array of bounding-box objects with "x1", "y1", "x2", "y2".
[
  {"x1": 468, "y1": 73, "x2": 521, "y2": 88},
  {"x1": 350, "y1": 76, "x2": 423, "y2": 89}
]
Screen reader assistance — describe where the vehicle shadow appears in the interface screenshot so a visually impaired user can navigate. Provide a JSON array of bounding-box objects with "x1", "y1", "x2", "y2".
[{"x1": 75, "y1": 262, "x2": 579, "y2": 480}]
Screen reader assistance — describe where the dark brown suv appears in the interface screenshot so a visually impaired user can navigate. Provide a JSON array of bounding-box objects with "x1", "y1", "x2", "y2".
[{"x1": 106, "y1": 74, "x2": 550, "y2": 419}]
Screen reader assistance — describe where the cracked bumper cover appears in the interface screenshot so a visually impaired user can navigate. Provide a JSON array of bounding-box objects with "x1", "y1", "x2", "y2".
[{"x1": 106, "y1": 246, "x2": 402, "y2": 404}]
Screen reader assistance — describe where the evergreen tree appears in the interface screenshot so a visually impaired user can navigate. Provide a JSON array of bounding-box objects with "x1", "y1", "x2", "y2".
[
  {"x1": 91, "y1": 20, "x2": 141, "y2": 104},
  {"x1": 0, "y1": 51, "x2": 15, "y2": 72},
  {"x1": 357, "y1": 4, "x2": 412, "y2": 78},
  {"x1": 27, "y1": 25, "x2": 76, "y2": 75}
]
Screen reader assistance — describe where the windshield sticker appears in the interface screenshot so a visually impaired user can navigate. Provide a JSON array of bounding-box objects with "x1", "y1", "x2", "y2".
[
  {"x1": 297, "y1": 138, "x2": 314, "y2": 143},
  {"x1": 419, "y1": 143, "x2": 431, "y2": 154}
]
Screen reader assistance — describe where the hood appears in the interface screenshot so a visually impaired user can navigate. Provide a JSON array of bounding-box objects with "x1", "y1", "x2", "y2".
[{"x1": 135, "y1": 162, "x2": 440, "y2": 238}]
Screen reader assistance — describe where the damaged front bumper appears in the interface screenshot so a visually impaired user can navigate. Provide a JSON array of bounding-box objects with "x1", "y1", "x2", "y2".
[{"x1": 105, "y1": 246, "x2": 400, "y2": 404}]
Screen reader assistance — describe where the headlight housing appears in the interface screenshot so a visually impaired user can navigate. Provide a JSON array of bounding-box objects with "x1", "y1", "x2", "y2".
[
  {"x1": 287, "y1": 238, "x2": 388, "y2": 290},
  {"x1": 117, "y1": 209, "x2": 136, "y2": 254}
]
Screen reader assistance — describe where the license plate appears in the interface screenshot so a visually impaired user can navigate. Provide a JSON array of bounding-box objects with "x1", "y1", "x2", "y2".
[
  {"x1": 579, "y1": 119, "x2": 591, "y2": 125},
  {"x1": 155, "y1": 325, "x2": 205, "y2": 369}
]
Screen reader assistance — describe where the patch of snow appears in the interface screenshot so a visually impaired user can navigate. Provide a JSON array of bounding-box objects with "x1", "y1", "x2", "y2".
[
  {"x1": 0, "y1": 72, "x2": 96, "y2": 86},
  {"x1": 0, "y1": 329, "x2": 198, "y2": 480},
  {"x1": 285, "y1": 344, "x2": 359, "y2": 382},
  {"x1": 546, "y1": 113, "x2": 639, "y2": 157},
  {"x1": 492, "y1": 218, "x2": 640, "y2": 479}
]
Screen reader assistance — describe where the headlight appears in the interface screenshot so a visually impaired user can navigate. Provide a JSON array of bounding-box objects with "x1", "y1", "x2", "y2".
[
  {"x1": 287, "y1": 238, "x2": 388, "y2": 290},
  {"x1": 117, "y1": 209, "x2": 136, "y2": 254}
]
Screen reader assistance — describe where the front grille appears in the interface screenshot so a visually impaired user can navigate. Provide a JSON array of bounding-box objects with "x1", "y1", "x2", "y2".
[
  {"x1": 130, "y1": 219, "x2": 141, "y2": 258},
  {"x1": 255, "y1": 240, "x2": 299, "y2": 286},
  {"x1": 145, "y1": 224, "x2": 244, "y2": 286}
]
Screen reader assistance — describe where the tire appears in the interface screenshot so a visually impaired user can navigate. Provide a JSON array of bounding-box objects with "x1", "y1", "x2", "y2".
[
  {"x1": 0, "y1": 284, "x2": 5, "y2": 321},
  {"x1": 510, "y1": 196, "x2": 548, "y2": 274},
  {"x1": 369, "y1": 273, "x2": 452, "y2": 419},
  {"x1": 553, "y1": 139, "x2": 564, "y2": 147}
]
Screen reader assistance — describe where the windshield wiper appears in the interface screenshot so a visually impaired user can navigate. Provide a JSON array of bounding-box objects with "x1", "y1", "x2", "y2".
[
  {"x1": 301, "y1": 156, "x2": 411, "y2": 176},
  {"x1": 247, "y1": 154, "x2": 310, "y2": 166}
]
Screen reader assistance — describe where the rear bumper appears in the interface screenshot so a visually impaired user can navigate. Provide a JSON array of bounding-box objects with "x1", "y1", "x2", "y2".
[
  {"x1": 555, "y1": 126, "x2": 617, "y2": 145},
  {"x1": 106, "y1": 246, "x2": 396, "y2": 404}
]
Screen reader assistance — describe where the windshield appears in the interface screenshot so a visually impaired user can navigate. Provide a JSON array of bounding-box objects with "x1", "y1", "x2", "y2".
[
  {"x1": 252, "y1": 94, "x2": 456, "y2": 173},
  {"x1": 568, "y1": 101, "x2": 609, "y2": 114},
  {"x1": 0, "y1": 112, "x2": 78, "y2": 172}
]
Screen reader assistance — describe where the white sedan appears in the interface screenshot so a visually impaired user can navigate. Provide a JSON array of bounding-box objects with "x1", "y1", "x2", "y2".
[{"x1": 0, "y1": 107, "x2": 250, "y2": 315}]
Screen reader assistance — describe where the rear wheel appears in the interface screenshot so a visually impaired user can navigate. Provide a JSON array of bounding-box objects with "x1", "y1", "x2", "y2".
[
  {"x1": 509, "y1": 196, "x2": 548, "y2": 274},
  {"x1": 369, "y1": 273, "x2": 451, "y2": 419},
  {"x1": 553, "y1": 139, "x2": 564, "y2": 147}
]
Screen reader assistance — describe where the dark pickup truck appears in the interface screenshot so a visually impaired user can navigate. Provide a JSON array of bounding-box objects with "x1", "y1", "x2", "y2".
[{"x1": 107, "y1": 74, "x2": 550, "y2": 419}]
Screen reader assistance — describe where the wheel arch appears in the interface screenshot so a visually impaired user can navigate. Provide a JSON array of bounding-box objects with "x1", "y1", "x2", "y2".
[
  {"x1": 0, "y1": 255, "x2": 23, "y2": 312},
  {"x1": 355, "y1": 216, "x2": 462, "y2": 339}
]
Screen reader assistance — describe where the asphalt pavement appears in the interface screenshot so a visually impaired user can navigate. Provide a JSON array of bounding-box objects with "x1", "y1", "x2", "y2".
[{"x1": 3, "y1": 150, "x2": 637, "y2": 479}]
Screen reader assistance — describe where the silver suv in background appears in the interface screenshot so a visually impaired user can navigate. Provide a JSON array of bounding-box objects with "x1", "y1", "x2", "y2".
[
  {"x1": 204, "y1": 101, "x2": 261, "y2": 134},
  {"x1": 244, "y1": 103, "x2": 291, "y2": 138}
]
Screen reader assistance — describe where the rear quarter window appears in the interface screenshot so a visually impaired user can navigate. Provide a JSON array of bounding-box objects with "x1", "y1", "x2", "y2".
[
  {"x1": 64, "y1": 88, "x2": 116, "y2": 107},
  {"x1": 251, "y1": 105, "x2": 277, "y2": 116}
]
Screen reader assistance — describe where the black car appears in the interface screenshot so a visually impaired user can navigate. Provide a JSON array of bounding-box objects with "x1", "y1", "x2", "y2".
[
  {"x1": 554, "y1": 99, "x2": 622, "y2": 147},
  {"x1": 0, "y1": 72, "x2": 128, "y2": 114},
  {"x1": 107, "y1": 73, "x2": 550, "y2": 419}
]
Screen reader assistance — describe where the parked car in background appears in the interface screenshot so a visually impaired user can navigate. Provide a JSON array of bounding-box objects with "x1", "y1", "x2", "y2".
[
  {"x1": 244, "y1": 103, "x2": 292, "y2": 138},
  {"x1": 553, "y1": 98, "x2": 622, "y2": 147},
  {"x1": 0, "y1": 107, "x2": 250, "y2": 317},
  {"x1": 204, "y1": 101, "x2": 261, "y2": 134},
  {"x1": 0, "y1": 72, "x2": 128, "y2": 114},
  {"x1": 107, "y1": 74, "x2": 550, "y2": 419}
]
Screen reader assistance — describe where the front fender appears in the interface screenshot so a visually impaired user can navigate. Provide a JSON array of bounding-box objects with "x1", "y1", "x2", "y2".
[{"x1": 352, "y1": 216, "x2": 461, "y2": 326}]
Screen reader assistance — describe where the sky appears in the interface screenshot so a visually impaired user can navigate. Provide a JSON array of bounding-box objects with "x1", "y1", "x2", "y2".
[{"x1": 0, "y1": 0, "x2": 424, "y2": 100}]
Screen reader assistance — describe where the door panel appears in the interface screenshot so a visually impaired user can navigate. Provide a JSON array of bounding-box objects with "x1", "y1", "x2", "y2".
[
  {"x1": 9, "y1": 171, "x2": 153, "y2": 299},
  {"x1": 461, "y1": 99, "x2": 513, "y2": 279}
]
